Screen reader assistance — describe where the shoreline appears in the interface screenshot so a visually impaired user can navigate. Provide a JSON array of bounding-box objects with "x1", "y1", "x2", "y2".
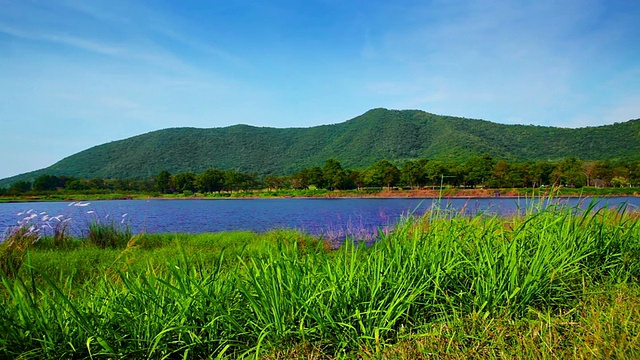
[{"x1": 1, "y1": 187, "x2": 639, "y2": 203}]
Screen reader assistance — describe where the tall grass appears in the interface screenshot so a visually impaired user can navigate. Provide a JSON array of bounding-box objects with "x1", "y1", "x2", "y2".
[
  {"x1": 0, "y1": 225, "x2": 39, "y2": 278},
  {"x1": 1, "y1": 199, "x2": 639, "y2": 358},
  {"x1": 85, "y1": 219, "x2": 132, "y2": 249}
]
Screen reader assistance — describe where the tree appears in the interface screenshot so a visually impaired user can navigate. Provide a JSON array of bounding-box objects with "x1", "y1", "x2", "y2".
[
  {"x1": 612, "y1": 164, "x2": 630, "y2": 184},
  {"x1": 172, "y1": 172, "x2": 196, "y2": 193},
  {"x1": 527, "y1": 161, "x2": 554, "y2": 188},
  {"x1": 106, "y1": 178, "x2": 127, "y2": 192},
  {"x1": 65, "y1": 179, "x2": 89, "y2": 191},
  {"x1": 264, "y1": 175, "x2": 289, "y2": 190},
  {"x1": 322, "y1": 158, "x2": 350, "y2": 190},
  {"x1": 582, "y1": 161, "x2": 596, "y2": 187},
  {"x1": 401, "y1": 159, "x2": 427, "y2": 189},
  {"x1": 8, "y1": 180, "x2": 32, "y2": 195},
  {"x1": 592, "y1": 160, "x2": 614, "y2": 186},
  {"x1": 196, "y1": 168, "x2": 224, "y2": 193},
  {"x1": 307, "y1": 166, "x2": 325, "y2": 189},
  {"x1": 629, "y1": 161, "x2": 640, "y2": 186},
  {"x1": 611, "y1": 176, "x2": 629, "y2": 188},
  {"x1": 506, "y1": 162, "x2": 528, "y2": 188},
  {"x1": 155, "y1": 170, "x2": 173, "y2": 193},
  {"x1": 33, "y1": 174, "x2": 61, "y2": 192},
  {"x1": 551, "y1": 157, "x2": 586, "y2": 188},
  {"x1": 491, "y1": 160, "x2": 511, "y2": 188},
  {"x1": 223, "y1": 170, "x2": 243, "y2": 192},
  {"x1": 87, "y1": 178, "x2": 107, "y2": 190},
  {"x1": 423, "y1": 160, "x2": 447, "y2": 187},
  {"x1": 369, "y1": 160, "x2": 400, "y2": 189},
  {"x1": 349, "y1": 170, "x2": 366, "y2": 190},
  {"x1": 463, "y1": 154, "x2": 494, "y2": 188},
  {"x1": 290, "y1": 169, "x2": 310, "y2": 189}
]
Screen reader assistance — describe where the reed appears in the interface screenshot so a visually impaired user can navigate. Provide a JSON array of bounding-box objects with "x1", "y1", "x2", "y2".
[
  {"x1": 0, "y1": 225, "x2": 39, "y2": 278},
  {"x1": 85, "y1": 218, "x2": 132, "y2": 249}
]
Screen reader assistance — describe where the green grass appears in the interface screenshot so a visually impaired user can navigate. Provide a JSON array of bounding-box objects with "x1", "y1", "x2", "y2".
[
  {"x1": 1, "y1": 200, "x2": 639, "y2": 358},
  {"x1": 512, "y1": 186, "x2": 640, "y2": 197},
  {"x1": 3, "y1": 186, "x2": 640, "y2": 204}
]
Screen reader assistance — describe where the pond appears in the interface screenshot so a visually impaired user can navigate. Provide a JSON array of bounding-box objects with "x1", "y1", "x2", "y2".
[{"x1": 1, "y1": 197, "x2": 639, "y2": 242}]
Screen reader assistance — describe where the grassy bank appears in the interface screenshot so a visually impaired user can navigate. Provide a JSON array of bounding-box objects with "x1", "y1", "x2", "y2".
[
  {"x1": 1, "y1": 200, "x2": 639, "y2": 358},
  {"x1": 2, "y1": 186, "x2": 640, "y2": 203}
]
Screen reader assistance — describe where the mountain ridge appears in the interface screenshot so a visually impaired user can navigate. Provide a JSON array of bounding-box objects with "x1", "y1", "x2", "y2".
[{"x1": 1, "y1": 108, "x2": 639, "y2": 187}]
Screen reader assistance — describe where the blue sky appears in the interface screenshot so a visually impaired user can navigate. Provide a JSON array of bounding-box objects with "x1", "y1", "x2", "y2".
[{"x1": 1, "y1": 0, "x2": 639, "y2": 180}]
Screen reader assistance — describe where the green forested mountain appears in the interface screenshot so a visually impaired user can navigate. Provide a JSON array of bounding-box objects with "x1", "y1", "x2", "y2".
[{"x1": 2, "y1": 108, "x2": 639, "y2": 187}]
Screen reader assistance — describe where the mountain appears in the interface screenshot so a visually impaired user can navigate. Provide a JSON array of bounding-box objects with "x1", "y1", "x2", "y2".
[{"x1": 2, "y1": 108, "x2": 640, "y2": 187}]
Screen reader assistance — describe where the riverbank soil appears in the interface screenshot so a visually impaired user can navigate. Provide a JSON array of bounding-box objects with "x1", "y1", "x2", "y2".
[{"x1": 378, "y1": 188, "x2": 520, "y2": 197}]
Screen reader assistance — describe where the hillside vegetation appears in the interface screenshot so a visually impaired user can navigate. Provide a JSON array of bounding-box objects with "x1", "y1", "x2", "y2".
[{"x1": 2, "y1": 108, "x2": 639, "y2": 186}]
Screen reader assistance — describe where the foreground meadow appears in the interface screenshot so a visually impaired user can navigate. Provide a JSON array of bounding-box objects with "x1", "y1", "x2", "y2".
[{"x1": 1, "y1": 200, "x2": 639, "y2": 358}]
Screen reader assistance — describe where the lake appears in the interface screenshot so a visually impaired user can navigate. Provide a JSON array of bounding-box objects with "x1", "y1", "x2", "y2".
[{"x1": 1, "y1": 197, "x2": 639, "y2": 242}]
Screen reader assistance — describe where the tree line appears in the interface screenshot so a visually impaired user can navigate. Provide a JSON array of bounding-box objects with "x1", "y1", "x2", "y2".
[{"x1": 2, "y1": 156, "x2": 639, "y2": 196}]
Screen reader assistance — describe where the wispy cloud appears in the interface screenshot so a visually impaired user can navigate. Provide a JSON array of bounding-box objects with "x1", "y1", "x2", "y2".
[
  {"x1": 1, "y1": 0, "x2": 640, "y2": 179},
  {"x1": 41, "y1": 33, "x2": 124, "y2": 57}
]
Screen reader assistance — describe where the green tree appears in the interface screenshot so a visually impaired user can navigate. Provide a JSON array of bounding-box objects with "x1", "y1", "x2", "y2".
[
  {"x1": 611, "y1": 176, "x2": 629, "y2": 188},
  {"x1": 8, "y1": 180, "x2": 32, "y2": 195},
  {"x1": 196, "y1": 168, "x2": 224, "y2": 193},
  {"x1": 155, "y1": 170, "x2": 173, "y2": 193},
  {"x1": 369, "y1": 160, "x2": 400, "y2": 189},
  {"x1": 491, "y1": 160, "x2": 511, "y2": 188},
  {"x1": 506, "y1": 162, "x2": 529, "y2": 188},
  {"x1": 322, "y1": 158, "x2": 350, "y2": 190},
  {"x1": 628, "y1": 161, "x2": 640, "y2": 186},
  {"x1": 552, "y1": 157, "x2": 586, "y2": 188},
  {"x1": 423, "y1": 160, "x2": 447, "y2": 187},
  {"x1": 33, "y1": 174, "x2": 61, "y2": 192},
  {"x1": 87, "y1": 178, "x2": 107, "y2": 190},
  {"x1": 65, "y1": 179, "x2": 89, "y2": 191},
  {"x1": 592, "y1": 160, "x2": 614, "y2": 186},
  {"x1": 223, "y1": 170, "x2": 258, "y2": 192},
  {"x1": 463, "y1": 154, "x2": 494, "y2": 188},
  {"x1": 349, "y1": 170, "x2": 366, "y2": 189},
  {"x1": 401, "y1": 159, "x2": 427, "y2": 189},
  {"x1": 307, "y1": 166, "x2": 325, "y2": 189},
  {"x1": 612, "y1": 164, "x2": 630, "y2": 184},
  {"x1": 525, "y1": 161, "x2": 553, "y2": 188},
  {"x1": 105, "y1": 179, "x2": 126, "y2": 192},
  {"x1": 264, "y1": 175, "x2": 289, "y2": 190},
  {"x1": 172, "y1": 172, "x2": 196, "y2": 193},
  {"x1": 290, "y1": 169, "x2": 310, "y2": 189}
]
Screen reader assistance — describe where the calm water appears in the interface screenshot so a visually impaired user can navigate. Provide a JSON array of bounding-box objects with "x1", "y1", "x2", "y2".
[{"x1": 1, "y1": 197, "x2": 639, "y2": 241}]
